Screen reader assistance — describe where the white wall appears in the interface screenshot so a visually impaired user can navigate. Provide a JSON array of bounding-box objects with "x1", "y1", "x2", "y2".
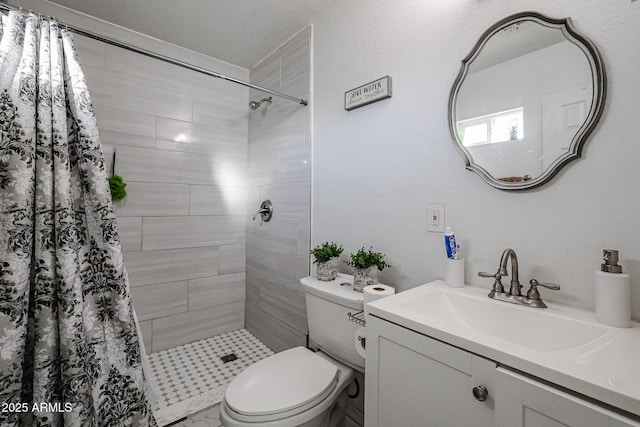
[{"x1": 312, "y1": 0, "x2": 640, "y2": 319}]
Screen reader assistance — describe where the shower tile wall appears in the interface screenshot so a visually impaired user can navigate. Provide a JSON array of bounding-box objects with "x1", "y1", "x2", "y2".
[
  {"x1": 73, "y1": 34, "x2": 250, "y2": 353},
  {"x1": 245, "y1": 27, "x2": 312, "y2": 352}
]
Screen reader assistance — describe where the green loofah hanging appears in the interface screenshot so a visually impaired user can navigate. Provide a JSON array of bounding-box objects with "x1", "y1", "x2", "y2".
[
  {"x1": 108, "y1": 149, "x2": 127, "y2": 201},
  {"x1": 109, "y1": 174, "x2": 127, "y2": 200}
]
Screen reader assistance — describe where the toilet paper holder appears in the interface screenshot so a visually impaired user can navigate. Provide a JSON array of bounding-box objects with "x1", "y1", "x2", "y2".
[
  {"x1": 347, "y1": 311, "x2": 366, "y2": 327},
  {"x1": 348, "y1": 284, "x2": 395, "y2": 327}
]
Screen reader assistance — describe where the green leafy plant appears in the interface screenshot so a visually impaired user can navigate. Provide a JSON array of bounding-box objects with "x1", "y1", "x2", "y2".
[
  {"x1": 510, "y1": 124, "x2": 519, "y2": 140},
  {"x1": 310, "y1": 242, "x2": 344, "y2": 264},
  {"x1": 345, "y1": 247, "x2": 390, "y2": 271},
  {"x1": 108, "y1": 174, "x2": 127, "y2": 200}
]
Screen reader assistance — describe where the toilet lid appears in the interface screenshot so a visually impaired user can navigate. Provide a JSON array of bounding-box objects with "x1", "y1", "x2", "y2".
[{"x1": 225, "y1": 346, "x2": 338, "y2": 417}]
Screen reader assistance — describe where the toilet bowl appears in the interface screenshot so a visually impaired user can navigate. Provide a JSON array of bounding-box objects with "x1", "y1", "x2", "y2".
[
  {"x1": 219, "y1": 347, "x2": 355, "y2": 427},
  {"x1": 220, "y1": 274, "x2": 364, "y2": 427}
]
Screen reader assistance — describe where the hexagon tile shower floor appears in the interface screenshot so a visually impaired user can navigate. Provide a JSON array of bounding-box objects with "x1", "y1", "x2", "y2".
[{"x1": 149, "y1": 329, "x2": 274, "y2": 426}]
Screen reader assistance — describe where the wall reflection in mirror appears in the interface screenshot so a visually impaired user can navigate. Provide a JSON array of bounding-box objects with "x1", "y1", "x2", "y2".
[{"x1": 449, "y1": 13, "x2": 606, "y2": 190}]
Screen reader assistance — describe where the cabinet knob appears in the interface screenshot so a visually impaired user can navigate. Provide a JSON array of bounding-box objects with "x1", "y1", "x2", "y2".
[{"x1": 472, "y1": 385, "x2": 488, "y2": 402}]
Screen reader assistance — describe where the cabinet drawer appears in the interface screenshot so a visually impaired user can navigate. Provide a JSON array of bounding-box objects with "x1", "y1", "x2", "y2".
[{"x1": 495, "y1": 367, "x2": 640, "y2": 427}]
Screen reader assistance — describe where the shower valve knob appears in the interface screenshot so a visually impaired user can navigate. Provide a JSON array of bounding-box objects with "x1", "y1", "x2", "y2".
[{"x1": 252, "y1": 200, "x2": 273, "y2": 223}]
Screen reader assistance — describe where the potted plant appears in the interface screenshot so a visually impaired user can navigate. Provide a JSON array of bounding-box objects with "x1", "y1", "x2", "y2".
[
  {"x1": 345, "y1": 247, "x2": 391, "y2": 292},
  {"x1": 310, "y1": 242, "x2": 344, "y2": 281},
  {"x1": 509, "y1": 124, "x2": 518, "y2": 140}
]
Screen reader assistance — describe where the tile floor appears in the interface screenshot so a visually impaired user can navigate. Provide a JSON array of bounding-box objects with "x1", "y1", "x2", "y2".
[
  {"x1": 149, "y1": 329, "x2": 273, "y2": 426},
  {"x1": 169, "y1": 404, "x2": 221, "y2": 427}
]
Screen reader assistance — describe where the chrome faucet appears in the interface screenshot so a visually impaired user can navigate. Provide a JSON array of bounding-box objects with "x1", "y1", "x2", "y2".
[
  {"x1": 499, "y1": 248, "x2": 521, "y2": 297},
  {"x1": 478, "y1": 248, "x2": 560, "y2": 308}
]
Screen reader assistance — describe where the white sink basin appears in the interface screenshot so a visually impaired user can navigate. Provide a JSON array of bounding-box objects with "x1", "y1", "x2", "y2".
[
  {"x1": 366, "y1": 280, "x2": 640, "y2": 416},
  {"x1": 398, "y1": 285, "x2": 610, "y2": 352}
]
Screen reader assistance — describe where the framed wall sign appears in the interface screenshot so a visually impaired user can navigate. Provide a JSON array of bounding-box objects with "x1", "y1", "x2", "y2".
[{"x1": 345, "y1": 76, "x2": 392, "y2": 111}]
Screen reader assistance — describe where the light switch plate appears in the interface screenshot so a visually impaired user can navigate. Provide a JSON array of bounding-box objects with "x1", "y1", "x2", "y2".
[{"x1": 427, "y1": 203, "x2": 445, "y2": 232}]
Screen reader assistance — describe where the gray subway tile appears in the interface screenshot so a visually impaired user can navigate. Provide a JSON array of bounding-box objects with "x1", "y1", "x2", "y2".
[
  {"x1": 115, "y1": 182, "x2": 189, "y2": 217},
  {"x1": 245, "y1": 301, "x2": 305, "y2": 353},
  {"x1": 152, "y1": 302, "x2": 245, "y2": 352},
  {"x1": 142, "y1": 216, "x2": 245, "y2": 251},
  {"x1": 219, "y1": 243, "x2": 246, "y2": 274},
  {"x1": 115, "y1": 146, "x2": 220, "y2": 185},
  {"x1": 116, "y1": 216, "x2": 142, "y2": 253},
  {"x1": 190, "y1": 185, "x2": 246, "y2": 216},
  {"x1": 124, "y1": 246, "x2": 218, "y2": 287},
  {"x1": 188, "y1": 273, "x2": 246, "y2": 311},
  {"x1": 130, "y1": 281, "x2": 189, "y2": 321}
]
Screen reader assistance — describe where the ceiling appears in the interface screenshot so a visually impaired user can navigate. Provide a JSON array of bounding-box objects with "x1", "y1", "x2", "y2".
[
  {"x1": 471, "y1": 20, "x2": 568, "y2": 72},
  {"x1": 48, "y1": 0, "x2": 338, "y2": 69}
]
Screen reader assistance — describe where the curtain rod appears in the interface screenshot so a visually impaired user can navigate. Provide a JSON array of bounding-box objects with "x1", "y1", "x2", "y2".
[{"x1": 0, "y1": 3, "x2": 308, "y2": 106}]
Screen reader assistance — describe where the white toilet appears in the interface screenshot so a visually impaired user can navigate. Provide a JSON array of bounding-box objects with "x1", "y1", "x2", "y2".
[{"x1": 220, "y1": 274, "x2": 365, "y2": 427}]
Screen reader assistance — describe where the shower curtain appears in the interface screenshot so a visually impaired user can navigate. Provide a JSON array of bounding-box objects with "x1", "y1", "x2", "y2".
[{"x1": 0, "y1": 11, "x2": 156, "y2": 426}]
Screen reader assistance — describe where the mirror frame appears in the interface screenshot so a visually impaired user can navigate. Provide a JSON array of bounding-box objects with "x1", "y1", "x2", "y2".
[{"x1": 448, "y1": 12, "x2": 606, "y2": 191}]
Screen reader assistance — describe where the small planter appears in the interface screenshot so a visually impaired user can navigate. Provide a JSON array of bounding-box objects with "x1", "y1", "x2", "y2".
[
  {"x1": 346, "y1": 247, "x2": 390, "y2": 292},
  {"x1": 311, "y1": 242, "x2": 344, "y2": 281},
  {"x1": 353, "y1": 265, "x2": 379, "y2": 292},
  {"x1": 316, "y1": 258, "x2": 338, "y2": 281}
]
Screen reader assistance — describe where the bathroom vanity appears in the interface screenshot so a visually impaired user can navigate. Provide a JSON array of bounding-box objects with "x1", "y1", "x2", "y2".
[{"x1": 364, "y1": 281, "x2": 640, "y2": 427}]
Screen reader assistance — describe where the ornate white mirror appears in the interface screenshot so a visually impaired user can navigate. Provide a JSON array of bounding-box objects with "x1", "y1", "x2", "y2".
[{"x1": 448, "y1": 12, "x2": 606, "y2": 190}]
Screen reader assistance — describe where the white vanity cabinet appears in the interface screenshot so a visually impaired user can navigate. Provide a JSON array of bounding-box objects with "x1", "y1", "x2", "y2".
[
  {"x1": 364, "y1": 315, "x2": 497, "y2": 427},
  {"x1": 365, "y1": 314, "x2": 640, "y2": 427},
  {"x1": 495, "y1": 368, "x2": 640, "y2": 427}
]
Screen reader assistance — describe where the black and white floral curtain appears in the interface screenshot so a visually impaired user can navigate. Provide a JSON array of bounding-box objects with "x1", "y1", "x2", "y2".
[{"x1": 0, "y1": 11, "x2": 156, "y2": 426}]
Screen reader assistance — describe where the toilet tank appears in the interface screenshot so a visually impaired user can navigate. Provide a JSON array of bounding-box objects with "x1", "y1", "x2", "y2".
[{"x1": 300, "y1": 274, "x2": 364, "y2": 372}]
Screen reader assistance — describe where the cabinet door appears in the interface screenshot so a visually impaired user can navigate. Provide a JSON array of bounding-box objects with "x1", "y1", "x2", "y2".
[
  {"x1": 495, "y1": 367, "x2": 640, "y2": 427},
  {"x1": 365, "y1": 316, "x2": 496, "y2": 427}
]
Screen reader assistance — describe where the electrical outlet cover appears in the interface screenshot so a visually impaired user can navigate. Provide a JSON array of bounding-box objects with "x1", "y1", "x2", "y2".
[{"x1": 427, "y1": 203, "x2": 445, "y2": 232}]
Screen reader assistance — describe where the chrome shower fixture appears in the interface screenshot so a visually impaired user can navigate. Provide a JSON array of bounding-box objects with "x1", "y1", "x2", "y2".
[{"x1": 249, "y1": 96, "x2": 272, "y2": 110}]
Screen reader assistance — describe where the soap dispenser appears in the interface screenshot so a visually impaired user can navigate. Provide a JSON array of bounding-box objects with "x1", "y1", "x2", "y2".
[{"x1": 594, "y1": 249, "x2": 631, "y2": 328}]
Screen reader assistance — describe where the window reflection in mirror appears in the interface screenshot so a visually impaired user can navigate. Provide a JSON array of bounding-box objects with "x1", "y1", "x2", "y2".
[{"x1": 458, "y1": 107, "x2": 524, "y2": 147}]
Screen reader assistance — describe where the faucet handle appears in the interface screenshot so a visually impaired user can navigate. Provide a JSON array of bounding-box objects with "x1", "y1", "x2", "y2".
[
  {"x1": 478, "y1": 271, "x2": 501, "y2": 279},
  {"x1": 531, "y1": 280, "x2": 560, "y2": 291},
  {"x1": 478, "y1": 270, "x2": 505, "y2": 295},
  {"x1": 526, "y1": 279, "x2": 560, "y2": 308}
]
